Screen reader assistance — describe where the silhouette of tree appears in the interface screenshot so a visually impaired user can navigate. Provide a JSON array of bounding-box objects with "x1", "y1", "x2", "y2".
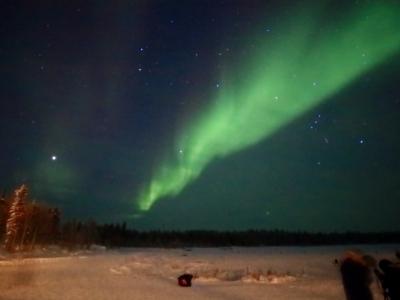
[{"x1": 5, "y1": 184, "x2": 28, "y2": 252}]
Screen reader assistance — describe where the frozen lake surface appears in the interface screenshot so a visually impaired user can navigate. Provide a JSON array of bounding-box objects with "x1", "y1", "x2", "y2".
[{"x1": 0, "y1": 245, "x2": 398, "y2": 300}]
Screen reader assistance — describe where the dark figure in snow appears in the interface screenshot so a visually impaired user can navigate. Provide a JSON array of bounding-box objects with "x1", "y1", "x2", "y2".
[
  {"x1": 178, "y1": 273, "x2": 193, "y2": 287},
  {"x1": 375, "y1": 259, "x2": 400, "y2": 300},
  {"x1": 340, "y1": 251, "x2": 374, "y2": 300}
]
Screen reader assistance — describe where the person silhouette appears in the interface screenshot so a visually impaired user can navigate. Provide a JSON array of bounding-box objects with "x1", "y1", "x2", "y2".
[
  {"x1": 340, "y1": 251, "x2": 374, "y2": 300},
  {"x1": 377, "y1": 259, "x2": 400, "y2": 300}
]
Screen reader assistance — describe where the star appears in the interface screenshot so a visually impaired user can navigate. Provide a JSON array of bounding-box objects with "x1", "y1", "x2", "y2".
[{"x1": 51, "y1": 155, "x2": 57, "y2": 161}]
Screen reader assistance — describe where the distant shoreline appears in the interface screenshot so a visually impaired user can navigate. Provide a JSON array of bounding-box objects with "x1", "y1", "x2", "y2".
[{"x1": 94, "y1": 226, "x2": 400, "y2": 248}]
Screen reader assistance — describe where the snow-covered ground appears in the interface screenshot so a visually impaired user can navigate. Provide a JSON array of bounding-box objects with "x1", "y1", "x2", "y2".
[{"x1": 0, "y1": 244, "x2": 398, "y2": 300}]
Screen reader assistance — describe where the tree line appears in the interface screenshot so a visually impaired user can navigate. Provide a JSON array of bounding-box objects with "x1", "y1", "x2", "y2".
[
  {"x1": 0, "y1": 185, "x2": 100, "y2": 252},
  {"x1": 95, "y1": 227, "x2": 400, "y2": 248},
  {"x1": 0, "y1": 184, "x2": 60, "y2": 252},
  {"x1": 1, "y1": 185, "x2": 400, "y2": 252}
]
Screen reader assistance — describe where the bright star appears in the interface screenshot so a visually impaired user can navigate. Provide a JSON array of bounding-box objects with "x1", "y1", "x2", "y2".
[{"x1": 51, "y1": 155, "x2": 57, "y2": 161}]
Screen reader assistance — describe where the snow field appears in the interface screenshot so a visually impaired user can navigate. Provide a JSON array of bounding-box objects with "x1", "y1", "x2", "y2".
[{"x1": 0, "y1": 245, "x2": 398, "y2": 300}]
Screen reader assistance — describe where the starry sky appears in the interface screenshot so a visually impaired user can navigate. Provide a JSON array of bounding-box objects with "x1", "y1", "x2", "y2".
[{"x1": 1, "y1": 1, "x2": 399, "y2": 232}]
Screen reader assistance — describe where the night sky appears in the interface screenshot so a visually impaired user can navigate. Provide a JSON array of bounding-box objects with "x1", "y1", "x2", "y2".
[{"x1": 1, "y1": 1, "x2": 399, "y2": 232}]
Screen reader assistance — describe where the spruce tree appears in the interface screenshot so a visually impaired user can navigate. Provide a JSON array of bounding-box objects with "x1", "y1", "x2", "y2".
[{"x1": 5, "y1": 184, "x2": 28, "y2": 252}]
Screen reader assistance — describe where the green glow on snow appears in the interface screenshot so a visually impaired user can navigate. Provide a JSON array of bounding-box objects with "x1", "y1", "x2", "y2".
[{"x1": 137, "y1": 2, "x2": 400, "y2": 211}]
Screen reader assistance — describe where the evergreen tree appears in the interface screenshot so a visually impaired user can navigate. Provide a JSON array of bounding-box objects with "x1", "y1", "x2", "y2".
[{"x1": 5, "y1": 184, "x2": 28, "y2": 252}]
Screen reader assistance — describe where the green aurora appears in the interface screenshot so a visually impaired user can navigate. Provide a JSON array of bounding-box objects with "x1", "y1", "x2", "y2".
[{"x1": 137, "y1": 2, "x2": 400, "y2": 211}]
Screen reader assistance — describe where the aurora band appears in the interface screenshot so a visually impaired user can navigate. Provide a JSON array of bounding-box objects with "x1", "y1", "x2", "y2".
[{"x1": 137, "y1": 2, "x2": 400, "y2": 211}]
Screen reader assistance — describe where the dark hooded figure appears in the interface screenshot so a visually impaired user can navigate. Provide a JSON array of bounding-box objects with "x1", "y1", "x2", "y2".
[
  {"x1": 377, "y1": 259, "x2": 400, "y2": 300},
  {"x1": 178, "y1": 273, "x2": 193, "y2": 287},
  {"x1": 340, "y1": 252, "x2": 374, "y2": 300}
]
